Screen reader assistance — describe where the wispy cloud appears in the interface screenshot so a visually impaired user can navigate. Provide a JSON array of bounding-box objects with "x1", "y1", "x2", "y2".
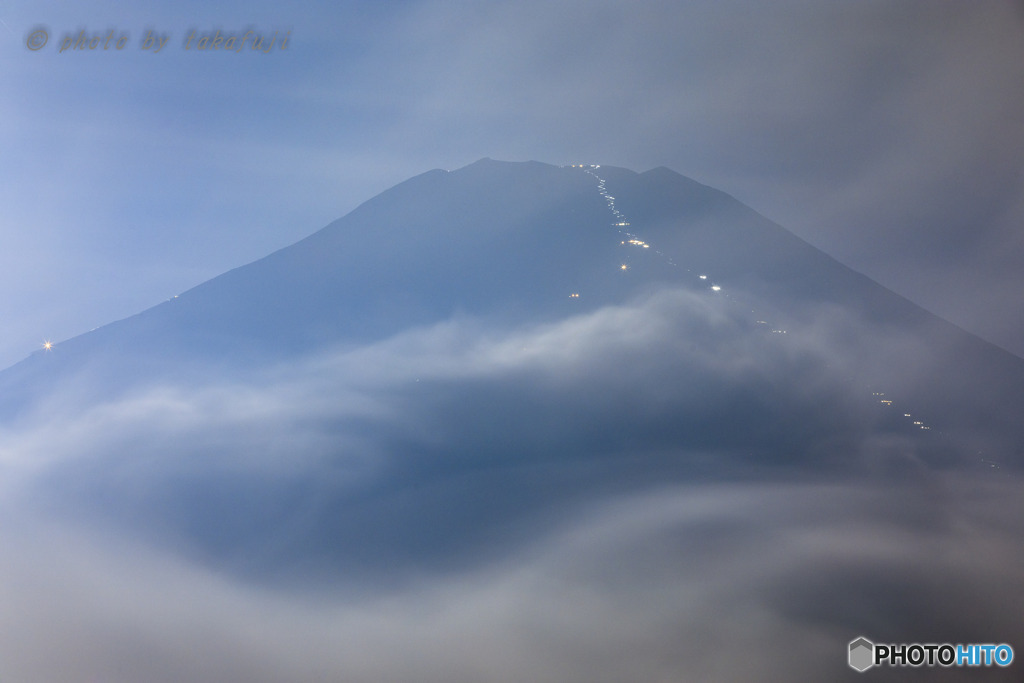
[{"x1": 2, "y1": 474, "x2": 1021, "y2": 682}]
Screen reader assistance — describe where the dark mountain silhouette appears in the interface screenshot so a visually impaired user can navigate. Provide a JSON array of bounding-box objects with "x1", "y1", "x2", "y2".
[{"x1": 4, "y1": 159, "x2": 1021, "y2": 456}]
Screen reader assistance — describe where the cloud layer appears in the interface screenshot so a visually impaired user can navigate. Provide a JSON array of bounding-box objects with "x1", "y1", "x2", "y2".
[
  {"x1": 3, "y1": 476, "x2": 1021, "y2": 682},
  {"x1": 0, "y1": 284, "x2": 1020, "y2": 680}
]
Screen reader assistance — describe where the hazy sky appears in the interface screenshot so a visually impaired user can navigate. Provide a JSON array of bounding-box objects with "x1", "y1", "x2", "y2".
[{"x1": 3, "y1": 0, "x2": 1024, "y2": 369}]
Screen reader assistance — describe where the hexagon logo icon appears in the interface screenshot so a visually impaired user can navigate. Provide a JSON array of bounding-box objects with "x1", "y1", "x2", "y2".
[{"x1": 849, "y1": 636, "x2": 874, "y2": 672}]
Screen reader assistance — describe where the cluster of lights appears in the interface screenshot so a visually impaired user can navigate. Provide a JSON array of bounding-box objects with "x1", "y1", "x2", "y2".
[{"x1": 875, "y1": 393, "x2": 934, "y2": 431}]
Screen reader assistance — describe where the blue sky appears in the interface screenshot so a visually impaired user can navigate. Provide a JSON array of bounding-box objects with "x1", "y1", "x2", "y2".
[{"x1": 4, "y1": 1, "x2": 1024, "y2": 368}]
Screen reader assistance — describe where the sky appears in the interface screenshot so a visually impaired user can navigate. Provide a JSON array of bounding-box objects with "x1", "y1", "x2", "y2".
[
  {"x1": 3, "y1": 2, "x2": 1024, "y2": 681},
  {"x1": 2, "y1": 0, "x2": 1024, "y2": 369}
]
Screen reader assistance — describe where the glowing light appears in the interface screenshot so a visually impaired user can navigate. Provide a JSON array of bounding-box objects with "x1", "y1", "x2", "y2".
[
  {"x1": 711, "y1": 285, "x2": 721, "y2": 291},
  {"x1": 569, "y1": 293, "x2": 580, "y2": 298},
  {"x1": 620, "y1": 264, "x2": 628, "y2": 270},
  {"x1": 42, "y1": 341, "x2": 53, "y2": 351},
  {"x1": 699, "y1": 275, "x2": 707, "y2": 280}
]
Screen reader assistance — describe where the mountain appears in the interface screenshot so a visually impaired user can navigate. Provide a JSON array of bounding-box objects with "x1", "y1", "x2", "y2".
[
  {"x1": 4, "y1": 156, "x2": 1024, "y2": 562},
  {"x1": 4, "y1": 158, "x2": 1022, "y2": 455},
  {"x1": 4, "y1": 159, "x2": 1023, "y2": 683}
]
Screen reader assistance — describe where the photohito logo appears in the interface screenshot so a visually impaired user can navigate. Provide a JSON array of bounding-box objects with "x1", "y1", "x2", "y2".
[{"x1": 849, "y1": 636, "x2": 1014, "y2": 672}]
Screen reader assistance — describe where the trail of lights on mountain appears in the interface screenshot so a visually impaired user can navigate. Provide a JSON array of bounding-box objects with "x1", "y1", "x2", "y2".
[
  {"x1": 572, "y1": 164, "x2": 721, "y2": 293},
  {"x1": 569, "y1": 163, "x2": 942, "y2": 443}
]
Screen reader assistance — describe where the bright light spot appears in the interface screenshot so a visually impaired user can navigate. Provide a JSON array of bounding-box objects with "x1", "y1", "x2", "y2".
[
  {"x1": 620, "y1": 264, "x2": 628, "y2": 270},
  {"x1": 569, "y1": 293, "x2": 580, "y2": 298},
  {"x1": 42, "y1": 341, "x2": 53, "y2": 351},
  {"x1": 711, "y1": 285, "x2": 721, "y2": 291},
  {"x1": 699, "y1": 275, "x2": 707, "y2": 280}
]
